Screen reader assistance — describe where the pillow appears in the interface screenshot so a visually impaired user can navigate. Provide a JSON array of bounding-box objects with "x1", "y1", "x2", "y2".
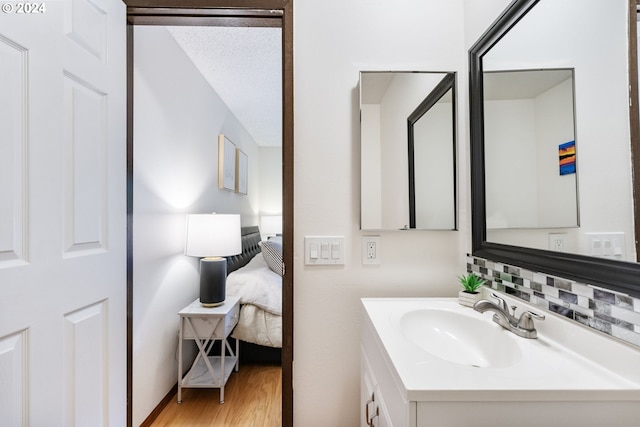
[{"x1": 261, "y1": 236, "x2": 283, "y2": 276}]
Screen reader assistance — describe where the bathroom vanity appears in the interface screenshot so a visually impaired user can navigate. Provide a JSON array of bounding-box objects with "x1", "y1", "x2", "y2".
[{"x1": 361, "y1": 297, "x2": 640, "y2": 427}]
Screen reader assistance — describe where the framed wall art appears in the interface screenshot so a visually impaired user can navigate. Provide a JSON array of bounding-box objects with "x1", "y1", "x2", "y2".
[
  {"x1": 218, "y1": 134, "x2": 236, "y2": 191},
  {"x1": 236, "y1": 148, "x2": 248, "y2": 195},
  {"x1": 559, "y1": 140, "x2": 576, "y2": 176}
]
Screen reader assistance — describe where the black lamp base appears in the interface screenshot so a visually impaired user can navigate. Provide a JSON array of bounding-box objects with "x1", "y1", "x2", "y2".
[{"x1": 199, "y1": 257, "x2": 227, "y2": 307}]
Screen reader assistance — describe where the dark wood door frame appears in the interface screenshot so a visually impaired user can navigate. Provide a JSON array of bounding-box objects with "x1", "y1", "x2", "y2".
[
  {"x1": 124, "y1": 2, "x2": 294, "y2": 426},
  {"x1": 629, "y1": 0, "x2": 640, "y2": 260}
]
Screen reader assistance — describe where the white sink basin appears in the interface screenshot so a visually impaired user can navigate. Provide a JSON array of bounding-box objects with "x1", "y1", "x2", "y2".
[{"x1": 400, "y1": 308, "x2": 521, "y2": 368}]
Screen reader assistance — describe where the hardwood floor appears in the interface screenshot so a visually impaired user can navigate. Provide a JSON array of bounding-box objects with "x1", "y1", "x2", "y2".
[{"x1": 149, "y1": 363, "x2": 282, "y2": 427}]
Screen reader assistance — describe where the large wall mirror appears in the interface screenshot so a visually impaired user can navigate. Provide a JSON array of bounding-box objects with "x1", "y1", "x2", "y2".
[
  {"x1": 360, "y1": 71, "x2": 457, "y2": 231},
  {"x1": 469, "y1": 0, "x2": 640, "y2": 297}
]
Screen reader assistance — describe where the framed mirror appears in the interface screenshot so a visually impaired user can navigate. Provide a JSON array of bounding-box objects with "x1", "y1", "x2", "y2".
[
  {"x1": 469, "y1": 0, "x2": 640, "y2": 297},
  {"x1": 360, "y1": 71, "x2": 457, "y2": 231}
]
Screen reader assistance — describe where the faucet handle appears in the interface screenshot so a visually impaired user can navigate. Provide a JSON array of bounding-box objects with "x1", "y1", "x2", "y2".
[
  {"x1": 517, "y1": 311, "x2": 545, "y2": 330},
  {"x1": 490, "y1": 293, "x2": 508, "y2": 311}
]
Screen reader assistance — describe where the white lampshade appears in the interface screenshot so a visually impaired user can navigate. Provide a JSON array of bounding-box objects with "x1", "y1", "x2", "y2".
[
  {"x1": 260, "y1": 215, "x2": 282, "y2": 237},
  {"x1": 184, "y1": 214, "x2": 242, "y2": 258}
]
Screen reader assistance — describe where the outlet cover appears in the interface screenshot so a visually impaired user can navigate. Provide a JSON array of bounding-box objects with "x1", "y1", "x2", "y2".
[
  {"x1": 362, "y1": 236, "x2": 380, "y2": 265},
  {"x1": 548, "y1": 233, "x2": 567, "y2": 252}
]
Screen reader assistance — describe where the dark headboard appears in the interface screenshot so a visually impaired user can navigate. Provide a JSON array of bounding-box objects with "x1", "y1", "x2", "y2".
[{"x1": 226, "y1": 226, "x2": 261, "y2": 274}]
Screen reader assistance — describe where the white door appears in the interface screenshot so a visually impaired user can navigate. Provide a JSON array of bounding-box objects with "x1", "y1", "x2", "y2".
[{"x1": 0, "y1": 0, "x2": 126, "y2": 425}]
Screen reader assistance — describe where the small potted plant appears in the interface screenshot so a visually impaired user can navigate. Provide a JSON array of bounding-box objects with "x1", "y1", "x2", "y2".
[{"x1": 458, "y1": 273, "x2": 486, "y2": 307}]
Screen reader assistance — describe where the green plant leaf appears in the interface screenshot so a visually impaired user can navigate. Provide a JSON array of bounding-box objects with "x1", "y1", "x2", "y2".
[{"x1": 458, "y1": 273, "x2": 486, "y2": 293}]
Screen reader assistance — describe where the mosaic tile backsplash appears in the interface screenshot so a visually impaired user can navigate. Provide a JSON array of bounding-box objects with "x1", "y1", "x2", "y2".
[{"x1": 467, "y1": 255, "x2": 640, "y2": 348}]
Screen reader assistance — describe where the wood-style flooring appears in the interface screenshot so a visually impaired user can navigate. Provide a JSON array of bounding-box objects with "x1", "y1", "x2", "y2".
[{"x1": 149, "y1": 363, "x2": 282, "y2": 427}]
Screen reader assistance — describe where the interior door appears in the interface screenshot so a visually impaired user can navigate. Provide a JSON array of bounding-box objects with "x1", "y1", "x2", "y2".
[{"x1": 0, "y1": 0, "x2": 126, "y2": 425}]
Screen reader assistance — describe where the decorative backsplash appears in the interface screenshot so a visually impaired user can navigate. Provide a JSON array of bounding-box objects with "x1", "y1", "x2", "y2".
[{"x1": 467, "y1": 255, "x2": 640, "y2": 348}]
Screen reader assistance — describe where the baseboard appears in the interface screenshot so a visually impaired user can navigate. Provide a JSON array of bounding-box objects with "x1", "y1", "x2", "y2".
[{"x1": 139, "y1": 383, "x2": 177, "y2": 427}]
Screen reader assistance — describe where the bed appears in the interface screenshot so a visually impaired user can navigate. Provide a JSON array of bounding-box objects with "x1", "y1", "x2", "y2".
[{"x1": 225, "y1": 226, "x2": 282, "y2": 362}]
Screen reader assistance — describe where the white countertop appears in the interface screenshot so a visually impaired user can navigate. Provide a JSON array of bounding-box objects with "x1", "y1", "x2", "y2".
[{"x1": 361, "y1": 297, "x2": 640, "y2": 402}]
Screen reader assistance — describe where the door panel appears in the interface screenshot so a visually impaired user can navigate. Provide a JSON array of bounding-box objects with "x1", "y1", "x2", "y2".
[
  {"x1": 0, "y1": 0, "x2": 126, "y2": 425},
  {"x1": 63, "y1": 72, "x2": 108, "y2": 255},
  {"x1": 0, "y1": 34, "x2": 27, "y2": 266},
  {"x1": 0, "y1": 330, "x2": 27, "y2": 426}
]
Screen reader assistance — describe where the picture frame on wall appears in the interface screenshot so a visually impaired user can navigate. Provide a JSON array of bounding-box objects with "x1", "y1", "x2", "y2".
[
  {"x1": 236, "y1": 148, "x2": 248, "y2": 195},
  {"x1": 218, "y1": 134, "x2": 236, "y2": 191}
]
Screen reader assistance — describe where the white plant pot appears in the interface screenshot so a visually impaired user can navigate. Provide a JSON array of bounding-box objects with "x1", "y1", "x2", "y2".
[{"x1": 458, "y1": 290, "x2": 481, "y2": 308}]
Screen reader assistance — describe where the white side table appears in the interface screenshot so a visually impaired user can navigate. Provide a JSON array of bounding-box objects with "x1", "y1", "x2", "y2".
[{"x1": 177, "y1": 296, "x2": 240, "y2": 404}]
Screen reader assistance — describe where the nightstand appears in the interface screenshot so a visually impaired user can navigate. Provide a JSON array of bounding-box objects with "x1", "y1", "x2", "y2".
[{"x1": 177, "y1": 296, "x2": 240, "y2": 403}]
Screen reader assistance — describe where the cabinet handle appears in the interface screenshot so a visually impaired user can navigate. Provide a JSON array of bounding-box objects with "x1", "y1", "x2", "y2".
[
  {"x1": 365, "y1": 392, "x2": 374, "y2": 425},
  {"x1": 369, "y1": 407, "x2": 379, "y2": 427},
  {"x1": 365, "y1": 393, "x2": 380, "y2": 427}
]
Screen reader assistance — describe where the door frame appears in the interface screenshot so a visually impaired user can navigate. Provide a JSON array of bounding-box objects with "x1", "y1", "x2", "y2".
[{"x1": 124, "y1": 2, "x2": 294, "y2": 426}]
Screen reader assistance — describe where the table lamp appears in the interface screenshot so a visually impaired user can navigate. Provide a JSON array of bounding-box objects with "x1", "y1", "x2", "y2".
[
  {"x1": 260, "y1": 215, "x2": 282, "y2": 240},
  {"x1": 185, "y1": 213, "x2": 241, "y2": 307}
]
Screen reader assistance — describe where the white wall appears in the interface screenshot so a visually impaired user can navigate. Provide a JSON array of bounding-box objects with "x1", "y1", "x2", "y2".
[
  {"x1": 132, "y1": 26, "x2": 277, "y2": 425},
  {"x1": 361, "y1": 104, "x2": 383, "y2": 228},
  {"x1": 294, "y1": 1, "x2": 476, "y2": 425},
  {"x1": 379, "y1": 73, "x2": 447, "y2": 229},
  {"x1": 485, "y1": 98, "x2": 539, "y2": 228},
  {"x1": 535, "y1": 78, "x2": 577, "y2": 228},
  {"x1": 414, "y1": 100, "x2": 455, "y2": 229},
  {"x1": 258, "y1": 146, "x2": 283, "y2": 216}
]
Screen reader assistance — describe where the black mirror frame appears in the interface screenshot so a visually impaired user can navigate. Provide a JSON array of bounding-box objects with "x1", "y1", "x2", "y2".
[
  {"x1": 408, "y1": 72, "x2": 457, "y2": 230},
  {"x1": 469, "y1": 0, "x2": 640, "y2": 298}
]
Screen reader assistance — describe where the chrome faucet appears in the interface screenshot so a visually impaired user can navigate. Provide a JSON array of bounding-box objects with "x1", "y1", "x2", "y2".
[{"x1": 473, "y1": 293, "x2": 545, "y2": 339}]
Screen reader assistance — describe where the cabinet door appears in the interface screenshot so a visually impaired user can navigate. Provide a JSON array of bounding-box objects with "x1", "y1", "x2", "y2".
[
  {"x1": 361, "y1": 349, "x2": 377, "y2": 427},
  {"x1": 361, "y1": 347, "x2": 394, "y2": 427},
  {"x1": 372, "y1": 385, "x2": 392, "y2": 427}
]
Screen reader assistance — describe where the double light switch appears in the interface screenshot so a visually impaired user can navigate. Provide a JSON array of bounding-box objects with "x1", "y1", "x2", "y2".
[{"x1": 304, "y1": 236, "x2": 345, "y2": 265}]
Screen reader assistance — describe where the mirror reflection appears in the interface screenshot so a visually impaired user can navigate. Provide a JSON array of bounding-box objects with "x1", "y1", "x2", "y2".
[
  {"x1": 481, "y1": 0, "x2": 636, "y2": 261},
  {"x1": 484, "y1": 69, "x2": 578, "y2": 232},
  {"x1": 409, "y1": 73, "x2": 456, "y2": 229},
  {"x1": 360, "y1": 71, "x2": 457, "y2": 231}
]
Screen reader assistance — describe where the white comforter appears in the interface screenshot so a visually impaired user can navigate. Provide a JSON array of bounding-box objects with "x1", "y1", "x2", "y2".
[
  {"x1": 225, "y1": 254, "x2": 282, "y2": 315},
  {"x1": 226, "y1": 254, "x2": 282, "y2": 347}
]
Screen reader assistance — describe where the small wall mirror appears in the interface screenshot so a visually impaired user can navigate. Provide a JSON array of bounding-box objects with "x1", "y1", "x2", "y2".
[
  {"x1": 360, "y1": 71, "x2": 457, "y2": 231},
  {"x1": 484, "y1": 69, "x2": 579, "y2": 238}
]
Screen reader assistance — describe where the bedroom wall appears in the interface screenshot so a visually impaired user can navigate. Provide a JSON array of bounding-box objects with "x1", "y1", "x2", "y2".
[
  {"x1": 292, "y1": 1, "x2": 509, "y2": 425},
  {"x1": 132, "y1": 26, "x2": 271, "y2": 426},
  {"x1": 258, "y1": 146, "x2": 282, "y2": 217}
]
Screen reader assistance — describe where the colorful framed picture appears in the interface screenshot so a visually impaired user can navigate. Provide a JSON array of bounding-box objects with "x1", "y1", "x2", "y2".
[
  {"x1": 218, "y1": 134, "x2": 236, "y2": 191},
  {"x1": 236, "y1": 148, "x2": 248, "y2": 195},
  {"x1": 559, "y1": 140, "x2": 576, "y2": 175}
]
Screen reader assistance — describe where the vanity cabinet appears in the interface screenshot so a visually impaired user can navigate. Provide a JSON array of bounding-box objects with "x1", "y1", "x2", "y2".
[{"x1": 361, "y1": 318, "x2": 414, "y2": 427}]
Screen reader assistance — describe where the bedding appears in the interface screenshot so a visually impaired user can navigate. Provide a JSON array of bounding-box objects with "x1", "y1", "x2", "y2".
[
  {"x1": 260, "y1": 236, "x2": 283, "y2": 276},
  {"x1": 226, "y1": 252, "x2": 282, "y2": 348}
]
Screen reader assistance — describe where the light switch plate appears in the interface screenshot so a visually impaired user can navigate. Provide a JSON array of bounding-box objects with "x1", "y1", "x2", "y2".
[
  {"x1": 586, "y1": 232, "x2": 625, "y2": 260},
  {"x1": 304, "y1": 236, "x2": 345, "y2": 265}
]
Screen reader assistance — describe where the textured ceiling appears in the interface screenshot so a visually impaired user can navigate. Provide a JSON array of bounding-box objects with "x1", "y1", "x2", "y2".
[{"x1": 167, "y1": 26, "x2": 282, "y2": 147}]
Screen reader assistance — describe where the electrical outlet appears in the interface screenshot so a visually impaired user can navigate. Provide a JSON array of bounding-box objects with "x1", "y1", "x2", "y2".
[
  {"x1": 548, "y1": 233, "x2": 567, "y2": 252},
  {"x1": 367, "y1": 242, "x2": 376, "y2": 259},
  {"x1": 362, "y1": 236, "x2": 380, "y2": 265}
]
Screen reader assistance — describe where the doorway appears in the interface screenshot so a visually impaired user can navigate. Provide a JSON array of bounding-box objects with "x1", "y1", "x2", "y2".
[{"x1": 125, "y1": 2, "x2": 294, "y2": 427}]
